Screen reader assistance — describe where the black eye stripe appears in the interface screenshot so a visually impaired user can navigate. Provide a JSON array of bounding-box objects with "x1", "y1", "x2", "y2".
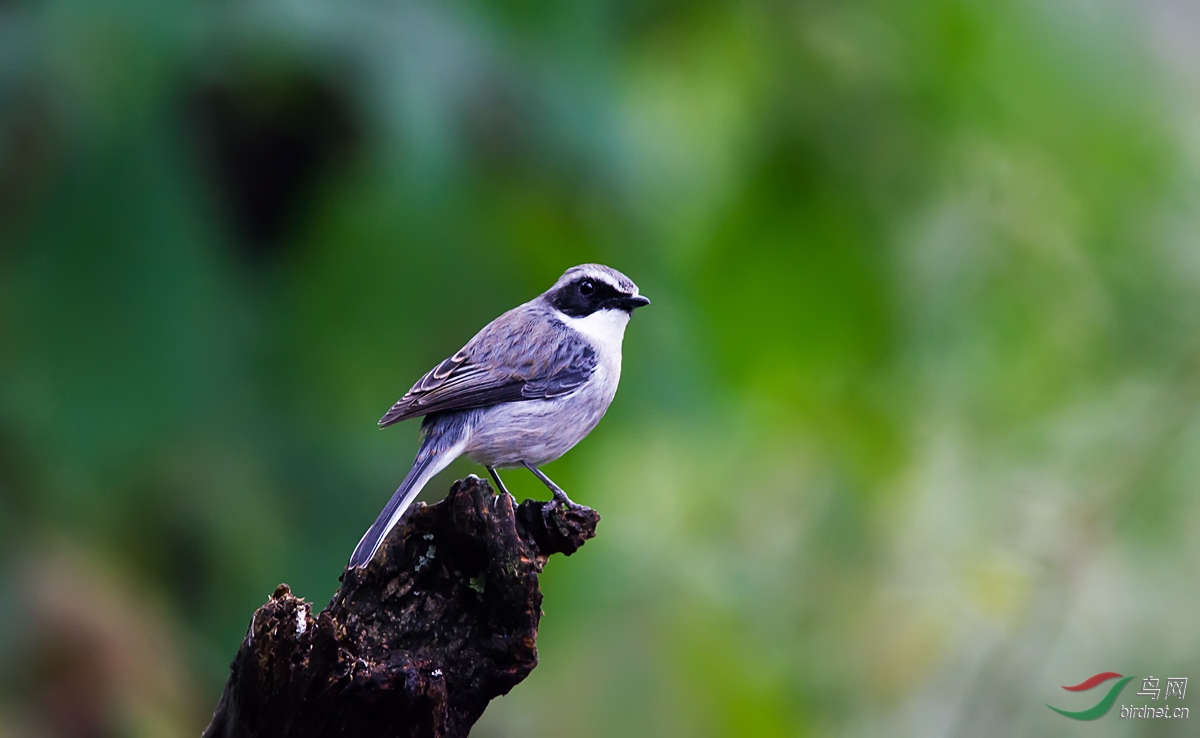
[
  {"x1": 591, "y1": 280, "x2": 617, "y2": 299},
  {"x1": 548, "y1": 277, "x2": 624, "y2": 317}
]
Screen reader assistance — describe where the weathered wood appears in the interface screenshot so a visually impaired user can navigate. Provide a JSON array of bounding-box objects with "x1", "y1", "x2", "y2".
[{"x1": 203, "y1": 475, "x2": 599, "y2": 738}]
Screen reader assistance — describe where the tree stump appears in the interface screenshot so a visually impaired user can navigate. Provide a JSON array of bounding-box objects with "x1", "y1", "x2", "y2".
[{"x1": 203, "y1": 474, "x2": 600, "y2": 738}]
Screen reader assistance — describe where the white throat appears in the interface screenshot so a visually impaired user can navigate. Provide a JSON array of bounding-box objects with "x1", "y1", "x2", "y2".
[{"x1": 561, "y1": 308, "x2": 630, "y2": 363}]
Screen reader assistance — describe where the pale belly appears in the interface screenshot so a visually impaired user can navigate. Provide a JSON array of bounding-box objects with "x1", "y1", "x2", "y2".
[{"x1": 463, "y1": 365, "x2": 619, "y2": 468}]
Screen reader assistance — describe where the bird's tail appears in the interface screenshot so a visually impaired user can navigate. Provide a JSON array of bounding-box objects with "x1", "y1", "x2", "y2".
[{"x1": 348, "y1": 424, "x2": 467, "y2": 569}]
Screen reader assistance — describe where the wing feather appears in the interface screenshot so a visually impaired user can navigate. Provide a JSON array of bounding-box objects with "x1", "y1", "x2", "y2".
[{"x1": 378, "y1": 307, "x2": 596, "y2": 427}]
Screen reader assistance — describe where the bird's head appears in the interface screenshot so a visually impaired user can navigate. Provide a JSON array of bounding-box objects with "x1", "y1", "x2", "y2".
[{"x1": 544, "y1": 264, "x2": 650, "y2": 318}]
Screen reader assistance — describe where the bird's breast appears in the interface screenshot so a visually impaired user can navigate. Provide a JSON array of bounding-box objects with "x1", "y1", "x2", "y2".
[{"x1": 463, "y1": 363, "x2": 621, "y2": 468}]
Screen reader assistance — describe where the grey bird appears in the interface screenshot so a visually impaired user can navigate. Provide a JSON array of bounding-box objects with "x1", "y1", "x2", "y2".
[{"x1": 348, "y1": 264, "x2": 650, "y2": 568}]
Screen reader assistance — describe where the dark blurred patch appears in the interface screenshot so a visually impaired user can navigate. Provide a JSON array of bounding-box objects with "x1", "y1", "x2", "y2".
[
  {"x1": 472, "y1": 0, "x2": 565, "y2": 32},
  {"x1": 7, "y1": 554, "x2": 200, "y2": 737},
  {"x1": 479, "y1": 0, "x2": 721, "y2": 38},
  {"x1": 0, "y1": 83, "x2": 60, "y2": 247},
  {"x1": 28, "y1": 625, "x2": 112, "y2": 738},
  {"x1": 118, "y1": 474, "x2": 213, "y2": 617},
  {"x1": 186, "y1": 65, "x2": 360, "y2": 263},
  {"x1": 0, "y1": 425, "x2": 36, "y2": 557},
  {"x1": 611, "y1": 0, "x2": 725, "y2": 38},
  {"x1": 461, "y1": 73, "x2": 535, "y2": 176}
]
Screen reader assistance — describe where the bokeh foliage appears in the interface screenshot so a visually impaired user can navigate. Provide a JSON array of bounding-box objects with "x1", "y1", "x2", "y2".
[{"x1": 2, "y1": 0, "x2": 1199, "y2": 736}]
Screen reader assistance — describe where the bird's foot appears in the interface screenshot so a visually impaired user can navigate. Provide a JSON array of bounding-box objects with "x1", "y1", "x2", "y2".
[
  {"x1": 541, "y1": 490, "x2": 587, "y2": 529},
  {"x1": 551, "y1": 488, "x2": 587, "y2": 511}
]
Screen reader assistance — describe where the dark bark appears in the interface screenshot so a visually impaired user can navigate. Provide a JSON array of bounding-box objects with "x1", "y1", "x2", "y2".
[{"x1": 203, "y1": 475, "x2": 600, "y2": 738}]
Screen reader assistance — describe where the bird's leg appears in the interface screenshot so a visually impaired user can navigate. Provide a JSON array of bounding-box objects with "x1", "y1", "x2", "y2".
[
  {"x1": 486, "y1": 466, "x2": 511, "y2": 497},
  {"x1": 522, "y1": 462, "x2": 585, "y2": 510}
]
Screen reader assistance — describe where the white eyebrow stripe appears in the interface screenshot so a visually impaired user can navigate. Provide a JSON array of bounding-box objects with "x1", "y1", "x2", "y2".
[{"x1": 551, "y1": 264, "x2": 639, "y2": 295}]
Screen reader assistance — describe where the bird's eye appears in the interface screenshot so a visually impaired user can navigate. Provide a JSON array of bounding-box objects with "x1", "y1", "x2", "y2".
[{"x1": 579, "y1": 279, "x2": 595, "y2": 296}]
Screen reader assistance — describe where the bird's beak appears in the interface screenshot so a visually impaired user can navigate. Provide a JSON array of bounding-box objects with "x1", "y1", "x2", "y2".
[{"x1": 611, "y1": 294, "x2": 650, "y2": 311}]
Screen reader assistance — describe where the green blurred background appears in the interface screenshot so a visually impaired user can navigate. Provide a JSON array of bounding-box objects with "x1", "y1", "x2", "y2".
[{"x1": 2, "y1": 0, "x2": 1199, "y2": 735}]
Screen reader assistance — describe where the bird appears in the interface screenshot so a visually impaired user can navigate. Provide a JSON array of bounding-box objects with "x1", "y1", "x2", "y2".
[{"x1": 348, "y1": 264, "x2": 650, "y2": 568}]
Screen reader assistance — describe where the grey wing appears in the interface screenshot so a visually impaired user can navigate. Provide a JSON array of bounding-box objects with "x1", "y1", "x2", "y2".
[{"x1": 378, "y1": 311, "x2": 597, "y2": 428}]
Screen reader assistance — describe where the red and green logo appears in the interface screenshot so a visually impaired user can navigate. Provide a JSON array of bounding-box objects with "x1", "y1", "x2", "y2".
[{"x1": 1047, "y1": 672, "x2": 1135, "y2": 720}]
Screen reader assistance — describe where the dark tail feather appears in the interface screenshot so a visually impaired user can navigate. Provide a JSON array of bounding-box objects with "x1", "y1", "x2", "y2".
[
  {"x1": 348, "y1": 454, "x2": 438, "y2": 569},
  {"x1": 350, "y1": 413, "x2": 472, "y2": 568}
]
